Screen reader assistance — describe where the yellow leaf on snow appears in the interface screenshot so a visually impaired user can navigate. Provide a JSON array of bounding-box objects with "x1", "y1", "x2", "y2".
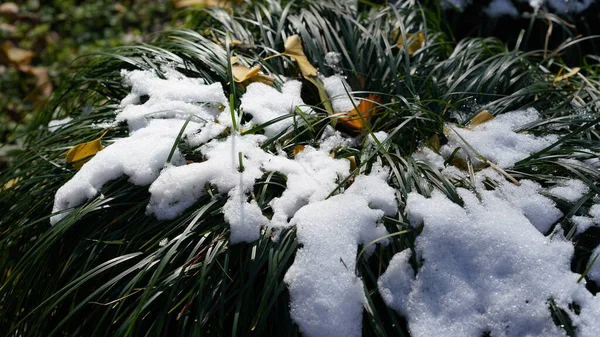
[
  {"x1": 339, "y1": 94, "x2": 381, "y2": 130},
  {"x1": 232, "y1": 64, "x2": 261, "y2": 82},
  {"x1": 391, "y1": 31, "x2": 425, "y2": 55},
  {"x1": 230, "y1": 57, "x2": 273, "y2": 85},
  {"x1": 66, "y1": 130, "x2": 109, "y2": 169},
  {"x1": 283, "y1": 35, "x2": 318, "y2": 77},
  {"x1": 293, "y1": 145, "x2": 305, "y2": 156},
  {"x1": 468, "y1": 110, "x2": 495, "y2": 127}
]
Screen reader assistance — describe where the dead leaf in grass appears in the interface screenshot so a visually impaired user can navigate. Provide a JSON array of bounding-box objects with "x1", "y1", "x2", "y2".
[{"x1": 66, "y1": 130, "x2": 109, "y2": 169}]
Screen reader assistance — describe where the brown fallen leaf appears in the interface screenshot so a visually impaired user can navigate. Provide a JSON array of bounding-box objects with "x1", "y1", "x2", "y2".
[
  {"x1": 553, "y1": 67, "x2": 580, "y2": 85},
  {"x1": 339, "y1": 94, "x2": 381, "y2": 130},
  {"x1": 426, "y1": 134, "x2": 441, "y2": 151},
  {"x1": 2, "y1": 41, "x2": 35, "y2": 66},
  {"x1": 66, "y1": 130, "x2": 109, "y2": 169},
  {"x1": 19, "y1": 65, "x2": 52, "y2": 96},
  {"x1": 0, "y1": 2, "x2": 18, "y2": 17},
  {"x1": 468, "y1": 110, "x2": 495, "y2": 128},
  {"x1": 293, "y1": 145, "x2": 305, "y2": 156},
  {"x1": 172, "y1": 0, "x2": 235, "y2": 9},
  {"x1": 230, "y1": 57, "x2": 273, "y2": 86},
  {"x1": 391, "y1": 31, "x2": 425, "y2": 55},
  {"x1": 282, "y1": 35, "x2": 318, "y2": 77}
]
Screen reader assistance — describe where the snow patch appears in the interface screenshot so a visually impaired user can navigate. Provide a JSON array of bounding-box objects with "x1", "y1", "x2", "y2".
[
  {"x1": 381, "y1": 187, "x2": 600, "y2": 337},
  {"x1": 51, "y1": 119, "x2": 189, "y2": 224},
  {"x1": 240, "y1": 80, "x2": 312, "y2": 138},
  {"x1": 546, "y1": 179, "x2": 589, "y2": 203},
  {"x1": 48, "y1": 117, "x2": 72, "y2": 132},
  {"x1": 285, "y1": 169, "x2": 397, "y2": 337},
  {"x1": 441, "y1": 108, "x2": 558, "y2": 168}
]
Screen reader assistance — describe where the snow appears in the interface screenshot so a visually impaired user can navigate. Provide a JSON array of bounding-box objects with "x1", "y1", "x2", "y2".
[
  {"x1": 146, "y1": 134, "x2": 268, "y2": 220},
  {"x1": 492, "y1": 177, "x2": 563, "y2": 234},
  {"x1": 377, "y1": 249, "x2": 414, "y2": 318},
  {"x1": 240, "y1": 80, "x2": 312, "y2": 138},
  {"x1": 572, "y1": 204, "x2": 600, "y2": 234},
  {"x1": 546, "y1": 179, "x2": 590, "y2": 202},
  {"x1": 322, "y1": 75, "x2": 358, "y2": 112},
  {"x1": 51, "y1": 69, "x2": 229, "y2": 224},
  {"x1": 441, "y1": 108, "x2": 558, "y2": 168},
  {"x1": 51, "y1": 64, "x2": 600, "y2": 337},
  {"x1": 48, "y1": 117, "x2": 72, "y2": 132},
  {"x1": 284, "y1": 168, "x2": 397, "y2": 337},
  {"x1": 51, "y1": 119, "x2": 189, "y2": 224},
  {"x1": 380, "y1": 186, "x2": 600, "y2": 337},
  {"x1": 118, "y1": 69, "x2": 227, "y2": 134},
  {"x1": 588, "y1": 245, "x2": 600, "y2": 285},
  {"x1": 265, "y1": 145, "x2": 351, "y2": 228}
]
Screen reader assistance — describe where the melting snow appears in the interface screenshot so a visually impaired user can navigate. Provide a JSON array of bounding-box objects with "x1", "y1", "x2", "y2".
[
  {"x1": 285, "y1": 167, "x2": 397, "y2": 337},
  {"x1": 48, "y1": 117, "x2": 73, "y2": 132},
  {"x1": 51, "y1": 66, "x2": 600, "y2": 337},
  {"x1": 50, "y1": 119, "x2": 190, "y2": 224},
  {"x1": 547, "y1": 179, "x2": 590, "y2": 203},
  {"x1": 380, "y1": 183, "x2": 600, "y2": 337},
  {"x1": 441, "y1": 108, "x2": 558, "y2": 168},
  {"x1": 240, "y1": 80, "x2": 312, "y2": 138}
]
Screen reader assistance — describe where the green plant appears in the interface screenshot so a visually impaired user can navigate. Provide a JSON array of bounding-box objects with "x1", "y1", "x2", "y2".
[{"x1": 1, "y1": 1, "x2": 599, "y2": 337}]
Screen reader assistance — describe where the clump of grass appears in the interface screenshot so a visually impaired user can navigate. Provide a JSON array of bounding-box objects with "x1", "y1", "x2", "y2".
[{"x1": 1, "y1": 1, "x2": 599, "y2": 336}]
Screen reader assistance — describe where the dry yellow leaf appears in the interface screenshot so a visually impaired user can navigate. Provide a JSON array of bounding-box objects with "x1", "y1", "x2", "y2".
[
  {"x1": 339, "y1": 94, "x2": 381, "y2": 130},
  {"x1": 553, "y1": 67, "x2": 580, "y2": 85},
  {"x1": 391, "y1": 31, "x2": 425, "y2": 55},
  {"x1": 283, "y1": 35, "x2": 318, "y2": 77},
  {"x1": 293, "y1": 145, "x2": 305, "y2": 156},
  {"x1": 66, "y1": 130, "x2": 109, "y2": 169},
  {"x1": 2, "y1": 177, "x2": 20, "y2": 190},
  {"x1": 468, "y1": 110, "x2": 495, "y2": 127},
  {"x1": 232, "y1": 64, "x2": 261, "y2": 82},
  {"x1": 230, "y1": 57, "x2": 274, "y2": 86},
  {"x1": 0, "y1": 3, "x2": 19, "y2": 16},
  {"x1": 2, "y1": 41, "x2": 35, "y2": 66},
  {"x1": 426, "y1": 134, "x2": 441, "y2": 151},
  {"x1": 347, "y1": 156, "x2": 357, "y2": 171},
  {"x1": 172, "y1": 0, "x2": 233, "y2": 8}
]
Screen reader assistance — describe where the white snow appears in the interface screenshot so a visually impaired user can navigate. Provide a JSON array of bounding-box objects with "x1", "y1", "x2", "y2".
[
  {"x1": 572, "y1": 204, "x2": 600, "y2": 234},
  {"x1": 51, "y1": 119, "x2": 189, "y2": 224},
  {"x1": 50, "y1": 63, "x2": 600, "y2": 337},
  {"x1": 377, "y1": 249, "x2": 414, "y2": 318},
  {"x1": 51, "y1": 69, "x2": 229, "y2": 224},
  {"x1": 491, "y1": 176, "x2": 563, "y2": 234},
  {"x1": 546, "y1": 179, "x2": 590, "y2": 203},
  {"x1": 284, "y1": 168, "x2": 397, "y2": 337},
  {"x1": 380, "y1": 186, "x2": 600, "y2": 337},
  {"x1": 48, "y1": 117, "x2": 72, "y2": 132},
  {"x1": 146, "y1": 134, "x2": 269, "y2": 220},
  {"x1": 321, "y1": 75, "x2": 358, "y2": 112},
  {"x1": 441, "y1": 108, "x2": 558, "y2": 168},
  {"x1": 240, "y1": 80, "x2": 312, "y2": 138},
  {"x1": 265, "y1": 145, "x2": 351, "y2": 228},
  {"x1": 118, "y1": 69, "x2": 227, "y2": 133},
  {"x1": 147, "y1": 132, "x2": 352, "y2": 233},
  {"x1": 587, "y1": 245, "x2": 600, "y2": 285}
]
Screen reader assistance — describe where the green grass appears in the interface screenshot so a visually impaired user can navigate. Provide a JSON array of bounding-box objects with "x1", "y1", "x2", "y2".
[{"x1": 1, "y1": 1, "x2": 599, "y2": 336}]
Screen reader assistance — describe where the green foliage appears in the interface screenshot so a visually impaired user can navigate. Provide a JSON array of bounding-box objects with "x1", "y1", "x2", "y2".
[
  {"x1": 0, "y1": 0, "x2": 171, "y2": 156},
  {"x1": 1, "y1": 1, "x2": 599, "y2": 336}
]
